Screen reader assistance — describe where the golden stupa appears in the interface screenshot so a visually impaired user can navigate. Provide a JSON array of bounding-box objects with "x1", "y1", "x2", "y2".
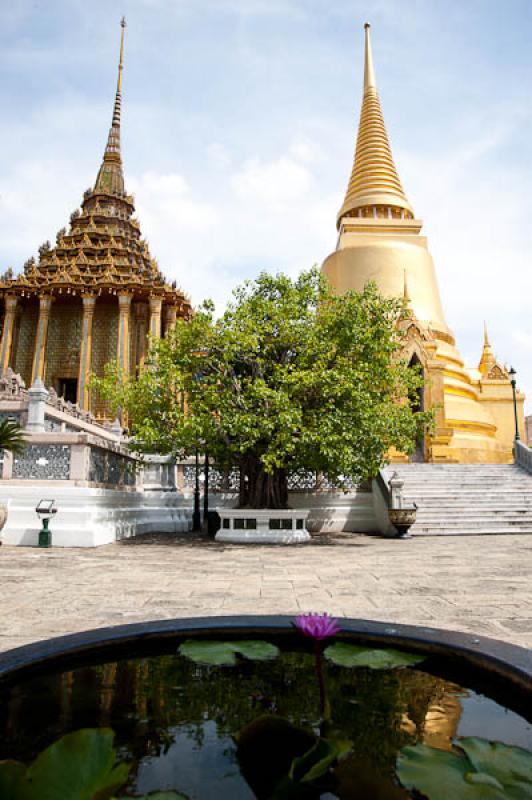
[
  {"x1": 0, "y1": 19, "x2": 191, "y2": 418},
  {"x1": 322, "y1": 24, "x2": 524, "y2": 463}
]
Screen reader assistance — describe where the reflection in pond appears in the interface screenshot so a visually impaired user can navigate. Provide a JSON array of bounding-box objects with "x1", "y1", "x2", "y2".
[{"x1": 1, "y1": 646, "x2": 530, "y2": 798}]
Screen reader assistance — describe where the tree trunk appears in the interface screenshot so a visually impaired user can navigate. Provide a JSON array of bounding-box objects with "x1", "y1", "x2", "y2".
[{"x1": 238, "y1": 455, "x2": 289, "y2": 509}]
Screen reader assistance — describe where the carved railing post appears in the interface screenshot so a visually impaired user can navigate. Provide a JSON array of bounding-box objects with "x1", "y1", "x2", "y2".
[{"x1": 26, "y1": 378, "x2": 49, "y2": 433}]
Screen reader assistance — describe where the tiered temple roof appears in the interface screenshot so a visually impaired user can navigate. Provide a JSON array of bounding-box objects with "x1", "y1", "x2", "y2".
[{"x1": 0, "y1": 17, "x2": 191, "y2": 317}]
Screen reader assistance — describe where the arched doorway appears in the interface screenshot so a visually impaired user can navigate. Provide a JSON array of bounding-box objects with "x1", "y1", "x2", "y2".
[{"x1": 408, "y1": 353, "x2": 425, "y2": 462}]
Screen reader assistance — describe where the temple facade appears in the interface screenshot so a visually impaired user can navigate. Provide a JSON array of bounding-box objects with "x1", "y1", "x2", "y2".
[
  {"x1": 0, "y1": 19, "x2": 191, "y2": 418},
  {"x1": 322, "y1": 24, "x2": 524, "y2": 463}
]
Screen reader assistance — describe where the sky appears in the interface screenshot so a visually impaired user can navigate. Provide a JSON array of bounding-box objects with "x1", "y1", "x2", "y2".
[{"x1": 1, "y1": 0, "x2": 531, "y2": 408}]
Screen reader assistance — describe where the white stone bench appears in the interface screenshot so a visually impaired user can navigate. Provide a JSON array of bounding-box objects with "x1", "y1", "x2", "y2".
[{"x1": 215, "y1": 508, "x2": 310, "y2": 544}]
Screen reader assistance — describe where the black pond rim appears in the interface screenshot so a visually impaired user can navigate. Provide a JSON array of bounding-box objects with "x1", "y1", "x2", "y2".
[{"x1": 0, "y1": 616, "x2": 530, "y2": 719}]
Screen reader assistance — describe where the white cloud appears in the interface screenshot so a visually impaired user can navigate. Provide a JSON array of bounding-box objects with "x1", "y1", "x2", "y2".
[
  {"x1": 126, "y1": 143, "x2": 336, "y2": 313},
  {"x1": 289, "y1": 137, "x2": 318, "y2": 164},
  {"x1": 0, "y1": 160, "x2": 90, "y2": 266},
  {"x1": 207, "y1": 142, "x2": 232, "y2": 168},
  {"x1": 1, "y1": 0, "x2": 531, "y2": 418},
  {"x1": 231, "y1": 155, "x2": 313, "y2": 207}
]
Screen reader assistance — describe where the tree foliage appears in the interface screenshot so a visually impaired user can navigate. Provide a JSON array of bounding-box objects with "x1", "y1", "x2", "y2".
[
  {"x1": 92, "y1": 268, "x2": 432, "y2": 507},
  {"x1": 0, "y1": 418, "x2": 26, "y2": 455}
]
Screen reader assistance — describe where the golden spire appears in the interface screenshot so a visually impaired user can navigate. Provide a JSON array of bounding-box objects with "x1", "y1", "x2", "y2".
[
  {"x1": 94, "y1": 17, "x2": 127, "y2": 196},
  {"x1": 337, "y1": 23, "x2": 413, "y2": 228},
  {"x1": 478, "y1": 322, "x2": 496, "y2": 375}
]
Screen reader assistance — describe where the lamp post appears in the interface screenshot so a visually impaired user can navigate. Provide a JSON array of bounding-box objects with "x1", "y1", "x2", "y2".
[
  {"x1": 36, "y1": 499, "x2": 57, "y2": 547},
  {"x1": 203, "y1": 451, "x2": 209, "y2": 524},
  {"x1": 509, "y1": 367, "x2": 520, "y2": 442},
  {"x1": 192, "y1": 448, "x2": 202, "y2": 531},
  {"x1": 191, "y1": 349, "x2": 210, "y2": 532}
]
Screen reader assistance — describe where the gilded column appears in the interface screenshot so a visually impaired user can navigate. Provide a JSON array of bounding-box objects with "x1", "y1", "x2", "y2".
[
  {"x1": 117, "y1": 292, "x2": 132, "y2": 375},
  {"x1": 149, "y1": 296, "x2": 162, "y2": 340},
  {"x1": 133, "y1": 302, "x2": 149, "y2": 369},
  {"x1": 31, "y1": 294, "x2": 53, "y2": 385},
  {"x1": 0, "y1": 295, "x2": 19, "y2": 373},
  {"x1": 163, "y1": 304, "x2": 178, "y2": 336},
  {"x1": 77, "y1": 294, "x2": 96, "y2": 409}
]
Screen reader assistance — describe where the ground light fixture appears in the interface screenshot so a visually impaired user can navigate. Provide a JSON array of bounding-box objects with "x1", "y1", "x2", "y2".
[
  {"x1": 35, "y1": 499, "x2": 57, "y2": 547},
  {"x1": 509, "y1": 367, "x2": 520, "y2": 441}
]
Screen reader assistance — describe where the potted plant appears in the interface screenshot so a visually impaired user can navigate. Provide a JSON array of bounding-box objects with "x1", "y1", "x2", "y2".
[
  {"x1": 0, "y1": 417, "x2": 26, "y2": 544},
  {"x1": 388, "y1": 504, "x2": 417, "y2": 538}
]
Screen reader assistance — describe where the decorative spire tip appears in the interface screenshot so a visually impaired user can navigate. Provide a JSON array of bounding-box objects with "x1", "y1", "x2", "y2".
[{"x1": 364, "y1": 22, "x2": 371, "y2": 29}]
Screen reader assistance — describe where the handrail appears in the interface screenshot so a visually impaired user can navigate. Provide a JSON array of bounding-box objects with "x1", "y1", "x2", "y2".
[
  {"x1": 515, "y1": 439, "x2": 532, "y2": 475},
  {"x1": 375, "y1": 466, "x2": 392, "y2": 506}
]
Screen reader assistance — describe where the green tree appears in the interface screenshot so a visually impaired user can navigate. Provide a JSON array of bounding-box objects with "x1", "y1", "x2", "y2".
[
  {"x1": 0, "y1": 418, "x2": 26, "y2": 455},
  {"x1": 92, "y1": 269, "x2": 431, "y2": 508}
]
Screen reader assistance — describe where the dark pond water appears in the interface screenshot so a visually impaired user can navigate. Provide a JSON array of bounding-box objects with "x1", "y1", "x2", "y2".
[{"x1": 0, "y1": 640, "x2": 531, "y2": 799}]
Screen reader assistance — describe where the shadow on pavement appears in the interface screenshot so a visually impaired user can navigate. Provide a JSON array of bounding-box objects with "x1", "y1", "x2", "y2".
[{"x1": 118, "y1": 531, "x2": 372, "y2": 548}]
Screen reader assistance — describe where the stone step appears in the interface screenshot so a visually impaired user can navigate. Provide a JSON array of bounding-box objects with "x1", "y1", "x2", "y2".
[
  {"x1": 413, "y1": 511, "x2": 532, "y2": 518},
  {"x1": 410, "y1": 528, "x2": 532, "y2": 536},
  {"x1": 403, "y1": 496, "x2": 532, "y2": 503},
  {"x1": 403, "y1": 488, "x2": 532, "y2": 497},
  {"x1": 392, "y1": 464, "x2": 523, "y2": 469},
  {"x1": 402, "y1": 484, "x2": 531, "y2": 488},
  {"x1": 394, "y1": 472, "x2": 530, "y2": 479},
  {"x1": 413, "y1": 525, "x2": 532, "y2": 532},
  {"x1": 413, "y1": 520, "x2": 532, "y2": 527},
  {"x1": 395, "y1": 468, "x2": 531, "y2": 472},
  {"x1": 396, "y1": 476, "x2": 528, "y2": 480},
  {"x1": 400, "y1": 487, "x2": 532, "y2": 493},
  {"x1": 403, "y1": 497, "x2": 532, "y2": 504}
]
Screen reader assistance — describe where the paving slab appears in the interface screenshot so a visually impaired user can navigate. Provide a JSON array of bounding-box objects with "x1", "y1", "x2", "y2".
[{"x1": 0, "y1": 532, "x2": 531, "y2": 653}]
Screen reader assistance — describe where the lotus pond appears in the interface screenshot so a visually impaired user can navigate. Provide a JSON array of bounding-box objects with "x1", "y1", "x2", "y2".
[{"x1": 0, "y1": 630, "x2": 531, "y2": 799}]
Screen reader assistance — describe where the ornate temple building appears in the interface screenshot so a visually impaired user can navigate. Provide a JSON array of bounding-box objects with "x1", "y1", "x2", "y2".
[
  {"x1": 322, "y1": 24, "x2": 524, "y2": 463},
  {"x1": 0, "y1": 19, "x2": 191, "y2": 418}
]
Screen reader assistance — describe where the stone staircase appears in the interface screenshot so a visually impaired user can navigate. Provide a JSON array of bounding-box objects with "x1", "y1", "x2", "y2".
[{"x1": 391, "y1": 463, "x2": 532, "y2": 536}]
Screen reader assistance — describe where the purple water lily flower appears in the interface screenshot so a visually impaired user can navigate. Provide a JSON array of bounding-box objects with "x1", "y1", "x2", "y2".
[{"x1": 294, "y1": 612, "x2": 340, "y2": 641}]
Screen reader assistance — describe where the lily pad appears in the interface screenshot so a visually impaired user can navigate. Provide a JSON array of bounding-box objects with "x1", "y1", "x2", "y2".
[
  {"x1": 0, "y1": 728, "x2": 130, "y2": 800},
  {"x1": 178, "y1": 639, "x2": 279, "y2": 666},
  {"x1": 396, "y1": 739, "x2": 532, "y2": 800},
  {"x1": 459, "y1": 738, "x2": 532, "y2": 798},
  {"x1": 324, "y1": 642, "x2": 424, "y2": 670}
]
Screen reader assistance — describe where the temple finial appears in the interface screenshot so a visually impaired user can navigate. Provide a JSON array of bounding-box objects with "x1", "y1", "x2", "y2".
[
  {"x1": 94, "y1": 18, "x2": 126, "y2": 196},
  {"x1": 336, "y1": 24, "x2": 413, "y2": 228},
  {"x1": 117, "y1": 17, "x2": 126, "y2": 94},
  {"x1": 363, "y1": 23, "x2": 377, "y2": 93},
  {"x1": 479, "y1": 322, "x2": 496, "y2": 375}
]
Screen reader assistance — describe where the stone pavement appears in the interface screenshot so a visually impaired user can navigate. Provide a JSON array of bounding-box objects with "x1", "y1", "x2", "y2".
[{"x1": 0, "y1": 532, "x2": 531, "y2": 654}]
